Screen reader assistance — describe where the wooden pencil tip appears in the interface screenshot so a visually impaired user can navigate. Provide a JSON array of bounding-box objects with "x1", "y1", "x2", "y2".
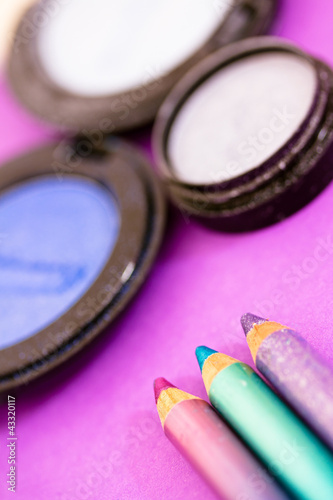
[
  {"x1": 241, "y1": 313, "x2": 267, "y2": 337},
  {"x1": 195, "y1": 346, "x2": 218, "y2": 372},
  {"x1": 154, "y1": 378, "x2": 175, "y2": 403}
]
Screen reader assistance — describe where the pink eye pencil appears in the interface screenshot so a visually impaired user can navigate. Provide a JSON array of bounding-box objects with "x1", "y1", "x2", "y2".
[{"x1": 154, "y1": 377, "x2": 288, "y2": 500}]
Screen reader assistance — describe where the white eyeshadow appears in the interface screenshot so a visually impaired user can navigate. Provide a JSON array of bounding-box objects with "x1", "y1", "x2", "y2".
[
  {"x1": 168, "y1": 52, "x2": 317, "y2": 184},
  {"x1": 36, "y1": 0, "x2": 230, "y2": 96}
]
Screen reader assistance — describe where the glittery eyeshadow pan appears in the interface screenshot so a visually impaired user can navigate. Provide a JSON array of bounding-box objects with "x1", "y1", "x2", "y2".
[
  {"x1": 168, "y1": 52, "x2": 317, "y2": 185},
  {"x1": 154, "y1": 38, "x2": 333, "y2": 231},
  {"x1": 0, "y1": 177, "x2": 120, "y2": 349},
  {"x1": 0, "y1": 139, "x2": 165, "y2": 390},
  {"x1": 7, "y1": 0, "x2": 277, "y2": 131}
]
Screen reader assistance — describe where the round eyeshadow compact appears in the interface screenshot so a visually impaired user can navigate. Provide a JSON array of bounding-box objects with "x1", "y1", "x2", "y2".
[
  {"x1": 153, "y1": 37, "x2": 333, "y2": 231},
  {"x1": 0, "y1": 138, "x2": 165, "y2": 390},
  {"x1": 7, "y1": 0, "x2": 277, "y2": 131}
]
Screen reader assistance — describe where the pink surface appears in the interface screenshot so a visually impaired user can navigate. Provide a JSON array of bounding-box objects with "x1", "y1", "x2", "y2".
[{"x1": 1, "y1": 1, "x2": 333, "y2": 499}]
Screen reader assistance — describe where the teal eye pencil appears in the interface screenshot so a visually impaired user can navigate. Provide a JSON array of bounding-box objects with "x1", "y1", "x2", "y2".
[{"x1": 196, "y1": 346, "x2": 333, "y2": 500}]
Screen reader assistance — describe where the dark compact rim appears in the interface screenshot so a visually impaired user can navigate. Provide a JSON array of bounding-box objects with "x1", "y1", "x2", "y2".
[
  {"x1": 7, "y1": 0, "x2": 277, "y2": 132},
  {"x1": 0, "y1": 138, "x2": 165, "y2": 391},
  {"x1": 153, "y1": 36, "x2": 333, "y2": 224}
]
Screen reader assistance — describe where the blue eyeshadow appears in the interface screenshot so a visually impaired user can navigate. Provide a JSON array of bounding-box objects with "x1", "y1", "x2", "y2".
[{"x1": 0, "y1": 176, "x2": 120, "y2": 349}]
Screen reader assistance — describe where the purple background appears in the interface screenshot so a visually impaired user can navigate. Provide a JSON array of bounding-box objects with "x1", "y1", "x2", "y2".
[{"x1": 1, "y1": 1, "x2": 333, "y2": 499}]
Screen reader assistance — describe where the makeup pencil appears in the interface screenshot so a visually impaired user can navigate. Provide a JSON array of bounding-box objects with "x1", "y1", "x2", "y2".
[
  {"x1": 241, "y1": 313, "x2": 333, "y2": 449},
  {"x1": 154, "y1": 378, "x2": 287, "y2": 500},
  {"x1": 196, "y1": 347, "x2": 333, "y2": 500}
]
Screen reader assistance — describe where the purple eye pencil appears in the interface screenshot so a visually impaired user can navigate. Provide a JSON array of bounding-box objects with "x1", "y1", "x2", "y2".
[{"x1": 241, "y1": 313, "x2": 333, "y2": 449}]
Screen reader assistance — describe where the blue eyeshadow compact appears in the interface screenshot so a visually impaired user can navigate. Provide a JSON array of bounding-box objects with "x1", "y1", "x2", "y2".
[{"x1": 0, "y1": 138, "x2": 165, "y2": 390}]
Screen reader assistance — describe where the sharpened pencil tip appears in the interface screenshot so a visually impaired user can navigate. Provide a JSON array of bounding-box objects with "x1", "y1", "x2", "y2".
[
  {"x1": 154, "y1": 378, "x2": 175, "y2": 402},
  {"x1": 241, "y1": 313, "x2": 267, "y2": 336},
  {"x1": 195, "y1": 346, "x2": 218, "y2": 372}
]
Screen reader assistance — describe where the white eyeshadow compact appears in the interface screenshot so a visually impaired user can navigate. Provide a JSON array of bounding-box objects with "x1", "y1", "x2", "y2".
[
  {"x1": 7, "y1": 0, "x2": 277, "y2": 131},
  {"x1": 0, "y1": 138, "x2": 165, "y2": 390},
  {"x1": 153, "y1": 37, "x2": 333, "y2": 231}
]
